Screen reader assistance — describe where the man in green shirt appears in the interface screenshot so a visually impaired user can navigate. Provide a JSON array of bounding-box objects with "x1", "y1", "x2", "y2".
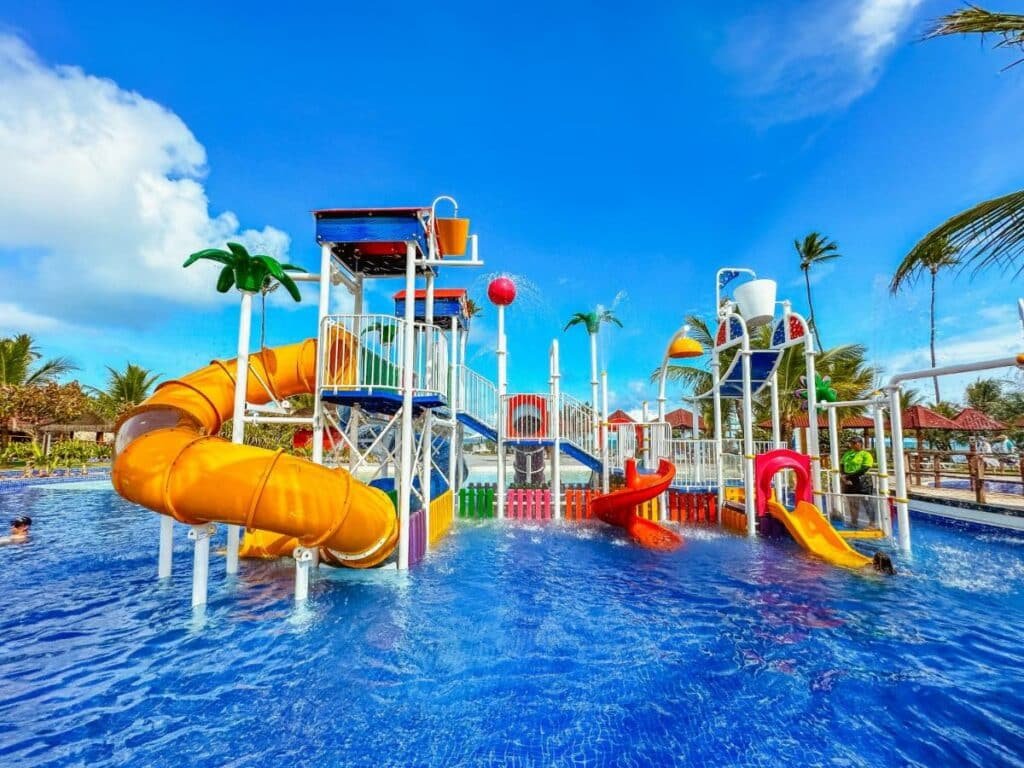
[{"x1": 840, "y1": 436, "x2": 875, "y2": 525}]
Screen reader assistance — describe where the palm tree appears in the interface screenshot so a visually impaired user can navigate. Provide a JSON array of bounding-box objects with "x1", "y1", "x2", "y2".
[
  {"x1": 904, "y1": 8, "x2": 1024, "y2": 273},
  {"x1": 564, "y1": 308, "x2": 623, "y2": 442},
  {"x1": 0, "y1": 334, "x2": 76, "y2": 386},
  {"x1": 890, "y1": 235, "x2": 961, "y2": 403},
  {"x1": 89, "y1": 363, "x2": 161, "y2": 419},
  {"x1": 795, "y1": 233, "x2": 841, "y2": 351},
  {"x1": 965, "y1": 377, "x2": 1004, "y2": 415},
  {"x1": 465, "y1": 298, "x2": 482, "y2": 319}
]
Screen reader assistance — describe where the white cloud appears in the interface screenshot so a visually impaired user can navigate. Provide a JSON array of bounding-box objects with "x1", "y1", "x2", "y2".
[
  {"x1": 0, "y1": 302, "x2": 61, "y2": 333},
  {"x1": 875, "y1": 310, "x2": 1023, "y2": 401},
  {"x1": 722, "y1": 0, "x2": 923, "y2": 123},
  {"x1": 0, "y1": 35, "x2": 289, "y2": 328}
]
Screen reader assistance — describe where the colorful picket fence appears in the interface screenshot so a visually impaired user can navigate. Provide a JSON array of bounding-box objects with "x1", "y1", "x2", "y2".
[
  {"x1": 458, "y1": 484, "x2": 496, "y2": 519},
  {"x1": 408, "y1": 506, "x2": 428, "y2": 566},
  {"x1": 429, "y1": 490, "x2": 454, "y2": 545},
  {"x1": 664, "y1": 490, "x2": 717, "y2": 525},
  {"x1": 504, "y1": 488, "x2": 552, "y2": 520}
]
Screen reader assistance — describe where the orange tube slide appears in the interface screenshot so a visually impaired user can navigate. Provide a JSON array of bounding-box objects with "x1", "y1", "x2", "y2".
[{"x1": 111, "y1": 335, "x2": 398, "y2": 568}]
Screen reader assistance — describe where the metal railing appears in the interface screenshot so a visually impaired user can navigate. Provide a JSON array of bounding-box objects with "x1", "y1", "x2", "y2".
[
  {"x1": 457, "y1": 365, "x2": 498, "y2": 430},
  {"x1": 820, "y1": 492, "x2": 892, "y2": 538},
  {"x1": 319, "y1": 314, "x2": 449, "y2": 400},
  {"x1": 559, "y1": 393, "x2": 596, "y2": 458},
  {"x1": 608, "y1": 422, "x2": 671, "y2": 471},
  {"x1": 666, "y1": 439, "x2": 719, "y2": 484}
]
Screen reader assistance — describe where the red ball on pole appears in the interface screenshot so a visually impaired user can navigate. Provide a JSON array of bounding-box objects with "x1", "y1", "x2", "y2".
[{"x1": 487, "y1": 276, "x2": 517, "y2": 306}]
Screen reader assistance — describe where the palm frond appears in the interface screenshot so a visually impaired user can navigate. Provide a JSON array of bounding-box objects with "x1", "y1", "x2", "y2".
[
  {"x1": 890, "y1": 234, "x2": 960, "y2": 292},
  {"x1": 24, "y1": 356, "x2": 77, "y2": 385},
  {"x1": 903, "y1": 189, "x2": 1024, "y2": 277},
  {"x1": 225, "y1": 242, "x2": 251, "y2": 259},
  {"x1": 927, "y1": 7, "x2": 1024, "y2": 61}
]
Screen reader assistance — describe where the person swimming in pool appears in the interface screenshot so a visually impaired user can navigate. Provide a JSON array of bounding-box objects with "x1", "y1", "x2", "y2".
[
  {"x1": 872, "y1": 551, "x2": 896, "y2": 575},
  {"x1": 0, "y1": 516, "x2": 31, "y2": 545}
]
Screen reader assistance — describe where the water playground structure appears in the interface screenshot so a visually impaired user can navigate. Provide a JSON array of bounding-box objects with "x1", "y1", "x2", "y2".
[{"x1": 110, "y1": 197, "x2": 1024, "y2": 606}]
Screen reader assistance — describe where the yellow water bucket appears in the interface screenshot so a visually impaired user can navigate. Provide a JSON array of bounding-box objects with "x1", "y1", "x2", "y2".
[{"x1": 434, "y1": 217, "x2": 470, "y2": 256}]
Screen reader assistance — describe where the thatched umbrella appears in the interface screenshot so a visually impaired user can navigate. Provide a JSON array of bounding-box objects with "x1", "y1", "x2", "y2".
[{"x1": 899, "y1": 405, "x2": 959, "y2": 451}]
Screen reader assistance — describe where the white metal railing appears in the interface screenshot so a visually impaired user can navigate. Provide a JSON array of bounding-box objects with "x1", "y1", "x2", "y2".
[
  {"x1": 458, "y1": 365, "x2": 498, "y2": 430},
  {"x1": 608, "y1": 422, "x2": 671, "y2": 471},
  {"x1": 666, "y1": 439, "x2": 719, "y2": 484},
  {"x1": 820, "y1": 492, "x2": 893, "y2": 538},
  {"x1": 319, "y1": 314, "x2": 448, "y2": 400},
  {"x1": 559, "y1": 393, "x2": 596, "y2": 458}
]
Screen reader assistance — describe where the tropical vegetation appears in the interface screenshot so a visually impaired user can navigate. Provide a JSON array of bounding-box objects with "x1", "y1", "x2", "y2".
[
  {"x1": 890, "y1": 235, "x2": 961, "y2": 403},
  {"x1": 794, "y1": 232, "x2": 840, "y2": 351},
  {"x1": 89, "y1": 364, "x2": 161, "y2": 421},
  {"x1": 903, "y1": 7, "x2": 1024, "y2": 275}
]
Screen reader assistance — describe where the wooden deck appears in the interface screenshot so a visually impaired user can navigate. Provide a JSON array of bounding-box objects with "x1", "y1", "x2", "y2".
[{"x1": 910, "y1": 484, "x2": 1024, "y2": 511}]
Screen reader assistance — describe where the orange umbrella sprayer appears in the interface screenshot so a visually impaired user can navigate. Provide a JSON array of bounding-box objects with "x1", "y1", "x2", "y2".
[{"x1": 111, "y1": 332, "x2": 398, "y2": 568}]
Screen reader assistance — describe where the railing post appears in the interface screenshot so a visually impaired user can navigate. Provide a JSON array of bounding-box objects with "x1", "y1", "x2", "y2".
[{"x1": 975, "y1": 454, "x2": 987, "y2": 504}]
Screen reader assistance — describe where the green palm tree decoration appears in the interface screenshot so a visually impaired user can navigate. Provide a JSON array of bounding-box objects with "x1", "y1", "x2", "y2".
[
  {"x1": 183, "y1": 242, "x2": 306, "y2": 300},
  {"x1": 564, "y1": 308, "x2": 623, "y2": 444},
  {"x1": 89, "y1": 363, "x2": 161, "y2": 419},
  {"x1": 465, "y1": 298, "x2": 483, "y2": 319},
  {"x1": 904, "y1": 8, "x2": 1024, "y2": 273},
  {"x1": 0, "y1": 334, "x2": 76, "y2": 386},
  {"x1": 795, "y1": 233, "x2": 841, "y2": 351},
  {"x1": 890, "y1": 235, "x2": 961, "y2": 403}
]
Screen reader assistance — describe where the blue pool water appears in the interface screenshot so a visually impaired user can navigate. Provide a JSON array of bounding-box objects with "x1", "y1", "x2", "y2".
[{"x1": 2, "y1": 479, "x2": 1024, "y2": 767}]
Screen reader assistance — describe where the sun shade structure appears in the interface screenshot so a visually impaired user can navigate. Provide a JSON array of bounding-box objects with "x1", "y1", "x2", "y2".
[
  {"x1": 952, "y1": 407, "x2": 1005, "y2": 432},
  {"x1": 698, "y1": 349, "x2": 783, "y2": 400},
  {"x1": 899, "y1": 405, "x2": 959, "y2": 431}
]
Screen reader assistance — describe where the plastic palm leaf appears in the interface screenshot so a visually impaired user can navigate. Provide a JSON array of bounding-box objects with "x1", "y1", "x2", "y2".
[
  {"x1": 255, "y1": 255, "x2": 302, "y2": 302},
  {"x1": 216, "y1": 265, "x2": 236, "y2": 293},
  {"x1": 182, "y1": 248, "x2": 235, "y2": 268}
]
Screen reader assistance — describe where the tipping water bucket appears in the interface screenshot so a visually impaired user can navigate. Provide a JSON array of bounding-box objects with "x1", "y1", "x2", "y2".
[
  {"x1": 434, "y1": 218, "x2": 470, "y2": 256},
  {"x1": 733, "y1": 279, "x2": 777, "y2": 329}
]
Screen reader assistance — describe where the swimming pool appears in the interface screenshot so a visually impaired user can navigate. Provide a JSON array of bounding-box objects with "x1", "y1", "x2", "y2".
[{"x1": 2, "y1": 479, "x2": 1023, "y2": 767}]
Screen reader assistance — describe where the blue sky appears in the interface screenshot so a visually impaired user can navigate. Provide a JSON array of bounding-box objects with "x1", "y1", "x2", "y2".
[{"x1": 2, "y1": 0, "x2": 1024, "y2": 411}]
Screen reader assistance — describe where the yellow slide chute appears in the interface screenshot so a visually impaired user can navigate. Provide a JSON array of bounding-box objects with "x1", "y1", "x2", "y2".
[
  {"x1": 111, "y1": 334, "x2": 399, "y2": 568},
  {"x1": 767, "y1": 500, "x2": 872, "y2": 569}
]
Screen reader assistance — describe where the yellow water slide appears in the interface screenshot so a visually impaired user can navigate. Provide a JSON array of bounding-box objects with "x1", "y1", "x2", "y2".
[
  {"x1": 766, "y1": 500, "x2": 872, "y2": 569},
  {"x1": 111, "y1": 334, "x2": 399, "y2": 568}
]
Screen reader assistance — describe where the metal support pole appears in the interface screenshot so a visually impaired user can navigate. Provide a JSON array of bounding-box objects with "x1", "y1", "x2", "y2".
[
  {"x1": 770, "y1": 371, "x2": 783, "y2": 500},
  {"x1": 873, "y1": 401, "x2": 892, "y2": 538},
  {"x1": 889, "y1": 386, "x2": 911, "y2": 552},
  {"x1": 496, "y1": 304, "x2": 507, "y2": 519},
  {"x1": 601, "y1": 371, "x2": 610, "y2": 493},
  {"x1": 590, "y1": 332, "x2": 600, "y2": 459},
  {"x1": 712, "y1": 348, "x2": 725, "y2": 521},
  {"x1": 420, "y1": 272, "x2": 436, "y2": 550},
  {"x1": 804, "y1": 329, "x2": 822, "y2": 507},
  {"x1": 551, "y1": 340, "x2": 562, "y2": 519},
  {"x1": 349, "y1": 274, "x2": 364, "y2": 473},
  {"x1": 158, "y1": 515, "x2": 173, "y2": 579},
  {"x1": 398, "y1": 242, "x2": 417, "y2": 569},
  {"x1": 739, "y1": 323, "x2": 756, "y2": 538},
  {"x1": 448, "y1": 317, "x2": 459, "y2": 500},
  {"x1": 225, "y1": 290, "x2": 254, "y2": 575},
  {"x1": 293, "y1": 546, "x2": 317, "y2": 602},
  {"x1": 189, "y1": 523, "x2": 215, "y2": 607},
  {"x1": 827, "y1": 406, "x2": 841, "y2": 513},
  {"x1": 312, "y1": 243, "x2": 332, "y2": 466}
]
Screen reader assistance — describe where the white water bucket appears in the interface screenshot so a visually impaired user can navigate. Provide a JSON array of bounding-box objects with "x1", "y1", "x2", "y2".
[{"x1": 733, "y1": 279, "x2": 777, "y2": 329}]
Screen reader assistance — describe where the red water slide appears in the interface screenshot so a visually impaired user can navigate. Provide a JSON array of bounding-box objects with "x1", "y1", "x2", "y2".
[{"x1": 591, "y1": 459, "x2": 683, "y2": 550}]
